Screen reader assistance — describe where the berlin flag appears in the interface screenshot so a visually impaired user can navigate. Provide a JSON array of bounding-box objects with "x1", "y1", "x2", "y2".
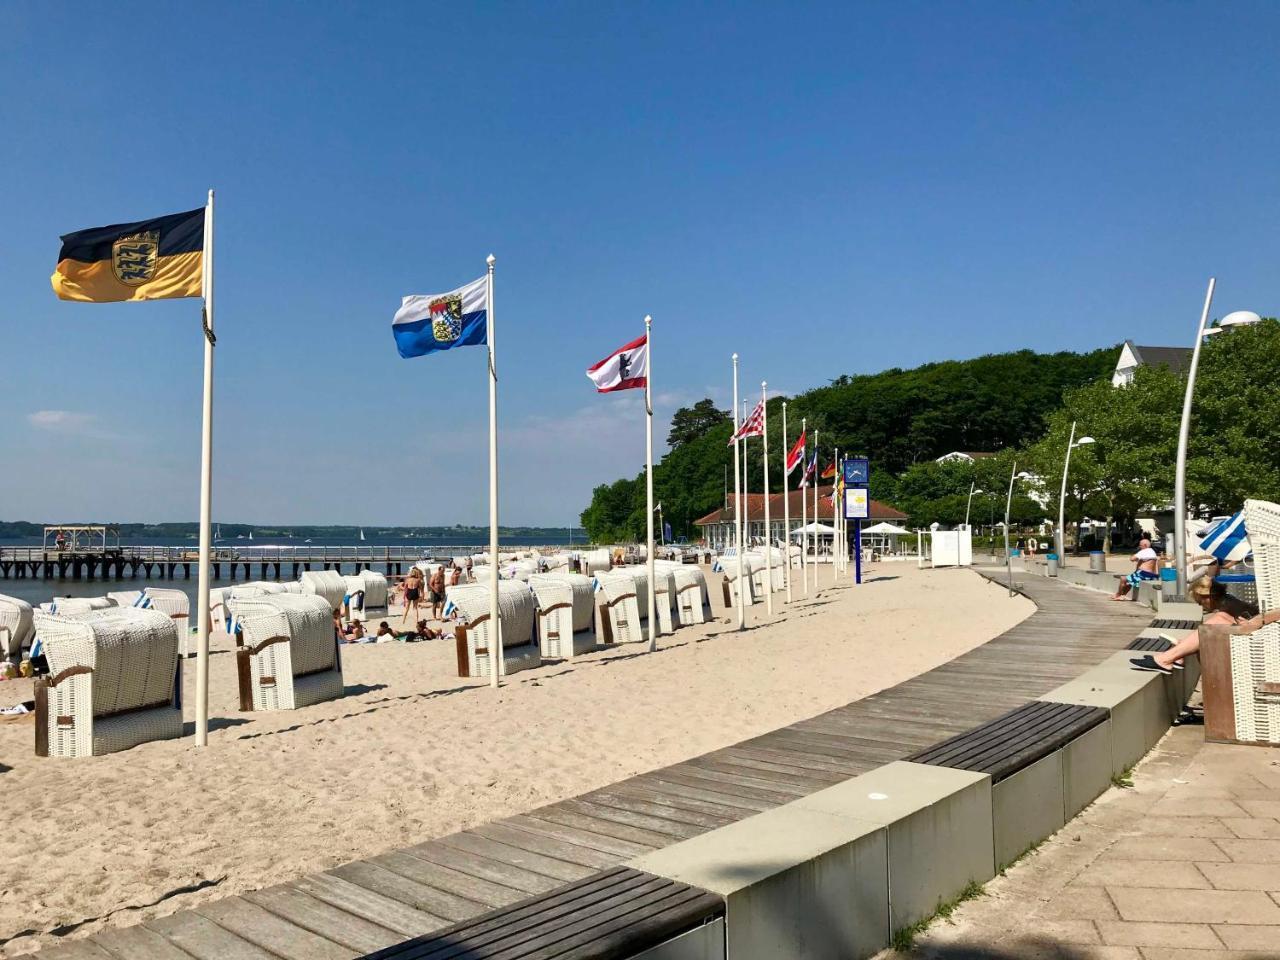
[
  {"x1": 587, "y1": 333, "x2": 648, "y2": 392},
  {"x1": 785, "y1": 430, "x2": 806, "y2": 475}
]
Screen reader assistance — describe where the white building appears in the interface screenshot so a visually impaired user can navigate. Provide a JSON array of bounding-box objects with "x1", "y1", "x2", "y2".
[{"x1": 1112, "y1": 341, "x2": 1192, "y2": 387}]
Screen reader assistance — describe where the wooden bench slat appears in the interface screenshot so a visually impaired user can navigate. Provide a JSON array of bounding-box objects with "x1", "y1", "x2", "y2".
[
  {"x1": 433, "y1": 831, "x2": 597, "y2": 884},
  {"x1": 372, "y1": 850, "x2": 534, "y2": 908},
  {"x1": 356, "y1": 868, "x2": 721, "y2": 960},
  {"x1": 907, "y1": 701, "x2": 1109, "y2": 781},
  {"x1": 330, "y1": 861, "x2": 480, "y2": 923},
  {"x1": 467, "y1": 823, "x2": 618, "y2": 872}
]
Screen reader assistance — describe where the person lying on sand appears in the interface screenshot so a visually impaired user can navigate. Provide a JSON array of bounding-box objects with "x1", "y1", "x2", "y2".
[{"x1": 1130, "y1": 577, "x2": 1277, "y2": 674}]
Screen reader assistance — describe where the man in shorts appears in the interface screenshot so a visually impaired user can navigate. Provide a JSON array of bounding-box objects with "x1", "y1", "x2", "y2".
[
  {"x1": 429, "y1": 564, "x2": 446, "y2": 620},
  {"x1": 1112, "y1": 538, "x2": 1160, "y2": 600}
]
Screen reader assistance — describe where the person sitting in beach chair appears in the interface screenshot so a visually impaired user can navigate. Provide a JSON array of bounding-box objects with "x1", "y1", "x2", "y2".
[
  {"x1": 1130, "y1": 577, "x2": 1278, "y2": 674},
  {"x1": 1111, "y1": 538, "x2": 1160, "y2": 600}
]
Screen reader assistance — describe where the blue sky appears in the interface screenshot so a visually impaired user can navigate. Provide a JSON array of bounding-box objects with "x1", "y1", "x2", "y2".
[{"x1": 1, "y1": 2, "x2": 1276, "y2": 526}]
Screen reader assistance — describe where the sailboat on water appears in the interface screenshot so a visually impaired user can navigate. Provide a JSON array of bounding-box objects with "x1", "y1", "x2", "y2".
[
  {"x1": 215, "y1": 524, "x2": 223, "y2": 541},
  {"x1": 248, "y1": 530, "x2": 254, "y2": 541},
  {"x1": 359, "y1": 528, "x2": 366, "y2": 542}
]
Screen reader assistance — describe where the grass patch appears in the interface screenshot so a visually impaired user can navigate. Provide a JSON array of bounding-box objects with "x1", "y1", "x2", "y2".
[
  {"x1": 1111, "y1": 764, "x2": 1135, "y2": 789},
  {"x1": 890, "y1": 880, "x2": 985, "y2": 951}
]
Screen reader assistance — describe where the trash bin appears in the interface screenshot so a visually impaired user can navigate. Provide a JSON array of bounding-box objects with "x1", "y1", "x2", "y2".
[
  {"x1": 1089, "y1": 551, "x2": 1106, "y2": 572},
  {"x1": 1046, "y1": 553, "x2": 1059, "y2": 577}
]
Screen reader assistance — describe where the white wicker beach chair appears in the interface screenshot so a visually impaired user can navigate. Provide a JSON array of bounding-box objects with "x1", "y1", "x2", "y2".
[
  {"x1": 1224, "y1": 499, "x2": 1280, "y2": 744},
  {"x1": 229, "y1": 593, "x2": 344, "y2": 712},
  {"x1": 299, "y1": 570, "x2": 347, "y2": 612},
  {"x1": 743, "y1": 553, "x2": 771, "y2": 597},
  {"x1": 107, "y1": 588, "x2": 191, "y2": 657},
  {"x1": 32, "y1": 607, "x2": 182, "y2": 758},
  {"x1": 579, "y1": 548, "x2": 612, "y2": 577},
  {"x1": 593, "y1": 570, "x2": 647, "y2": 645},
  {"x1": 40, "y1": 596, "x2": 115, "y2": 615},
  {"x1": 720, "y1": 559, "x2": 758, "y2": 607},
  {"x1": 670, "y1": 566, "x2": 711, "y2": 626},
  {"x1": 343, "y1": 570, "x2": 389, "y2": 622},
  {"x1": 650, "y1": 567, "x2": 677, "y2": 635},
  {"x1": 446, "y1": 581, "x2": 541, "y2": 678},
  {"x1": 1, "y1": 592, "x2": 35, "y2": 664},
  {"x1": 528, "y1": 573, "x2": 597, "y2": 658}
]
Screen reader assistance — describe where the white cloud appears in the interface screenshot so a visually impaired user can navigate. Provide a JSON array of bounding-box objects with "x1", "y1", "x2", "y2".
[
  {"x1": 26, "y1": 410, "x2": 122, "y2": 441},
  {"x1": 27, "y1": 410, "x2": 96, "y2": 433}
]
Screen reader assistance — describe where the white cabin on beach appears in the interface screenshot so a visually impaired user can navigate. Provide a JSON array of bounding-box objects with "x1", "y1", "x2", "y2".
[{"x1": 694, "y1": 486, "x2": 908, "y2": 551}]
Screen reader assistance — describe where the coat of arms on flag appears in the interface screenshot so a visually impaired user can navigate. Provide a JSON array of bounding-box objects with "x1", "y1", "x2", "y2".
[
  {"x1": 430, "y1": 294, "x2": 464, "y2": 342},
  {"x1": 586, "y1": 333, "x2": 649, "y2": 392},
  {"x1": 392, "y1": 275, "x2": 488, "y2": 359}
]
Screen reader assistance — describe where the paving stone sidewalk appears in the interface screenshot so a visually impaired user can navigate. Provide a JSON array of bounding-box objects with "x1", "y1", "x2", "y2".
[{"x1": 883, "y1": 722, "x2": 1280, "y2": 960}]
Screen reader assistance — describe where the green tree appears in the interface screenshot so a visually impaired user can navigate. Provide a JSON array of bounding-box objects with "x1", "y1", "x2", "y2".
[
  {"x1": 1188, "y1": 319, "x2": 1280, "y2": 512},
  {"x1": 1024, "y1": 366, "x2": 1182, "y2": 552},
  {"x1": 666, "y1": 399, "x2": 730, "y2": 449}
]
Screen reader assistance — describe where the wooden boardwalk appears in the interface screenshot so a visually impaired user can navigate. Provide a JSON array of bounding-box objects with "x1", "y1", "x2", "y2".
[{"x1": 34, "y1": 571, "x2": 1152, "y2": 960}]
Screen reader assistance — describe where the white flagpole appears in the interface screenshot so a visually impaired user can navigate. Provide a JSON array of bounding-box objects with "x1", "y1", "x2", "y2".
[
  {"x1": 731, "y1": 354, "x2": 745, "y2": 630},
  {"x1": 644, "y1": 316, "x2": 657, "y2": 652},
  {"x1": 800, "y1": 418, "x2": 808, "y2": 597},
  {"x1": 782, "y1": 402, "x2": 792, "y2": 603},
  {"x1": 832, "y1": 447, "x2": 840, "y2": 584},
  {"x1": 741, "y1": 399, "x2": 749, "y2": 549},
  {"x1": 761, "y1": 382, "x2": 773, "y2": 615},
  {"x1": 812, "y1": 431, "x2": 819, "y2": 588},
  {"x1": 486, "y1": 254, "x2": 502, "y2": 688},
  {"x1": 194, "y1": 188, "x2": 215, "y2": 748}
]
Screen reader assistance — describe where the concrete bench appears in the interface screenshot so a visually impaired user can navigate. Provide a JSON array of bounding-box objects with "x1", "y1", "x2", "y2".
[
  {"x1": 906, "y1": 701, "x2": 1110, "y2": 868},
  {"x1": 1126, "y1": 633, "x2": 1201, "y2": 710},
  {"x1": 1042, "y1": 649, "x2": 1186, "y2": 776},
  {"x1": 634, "y1": 760, "x2": 993, "y2": 957},
  {"x1": 357, "y1": 866, "x2": 725, "y2": 960}
]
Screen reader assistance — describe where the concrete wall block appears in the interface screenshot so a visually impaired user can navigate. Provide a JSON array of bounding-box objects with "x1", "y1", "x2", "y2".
[
  {"x1": 794, "y1": 762, "x2": 995, "y2": 934},
  {"x1": 629, "y1": 918, "x2": 726, "y2": 960},
  {"x1": 1061, "y1": 719, "x2": 1114, "y2": 819},
  {"x1": 631, "y1": 806, "x2": 889, "y2": 960},
  {"x1": 992, "y1": 751, "x2": 1067, "y2": 870}
]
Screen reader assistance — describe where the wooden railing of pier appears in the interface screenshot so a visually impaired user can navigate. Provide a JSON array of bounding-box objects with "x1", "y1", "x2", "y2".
[{"x1": 0, "y1": 545, "x2": 445, "y2": 582}]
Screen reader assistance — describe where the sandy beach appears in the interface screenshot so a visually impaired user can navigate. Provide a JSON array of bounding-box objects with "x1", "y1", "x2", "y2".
[{"x1": 0, "y1": 564, "x2": 1032, "y2": 957}]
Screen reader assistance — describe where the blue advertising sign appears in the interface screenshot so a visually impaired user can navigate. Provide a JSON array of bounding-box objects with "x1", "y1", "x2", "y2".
[{"x1": 844, "y1": 458, "x2": 870, "y2": 487}]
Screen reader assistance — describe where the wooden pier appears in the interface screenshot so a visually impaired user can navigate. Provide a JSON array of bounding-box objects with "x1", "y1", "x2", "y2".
[{"x1": 0, "y1": 545, "x2": 436, "y2": 582}]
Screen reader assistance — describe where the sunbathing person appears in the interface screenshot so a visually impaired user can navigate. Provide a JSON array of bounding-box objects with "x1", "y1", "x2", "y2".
[
  {"x1": 1112, "y1": 539, "x2": 1161, "y2": 600},
  {"x1": 1130, "y1": 578, "x2": 1277, "y2": 674},
  {"x1": 375, "y1": 621, "x2": 399, "y2": 641}
]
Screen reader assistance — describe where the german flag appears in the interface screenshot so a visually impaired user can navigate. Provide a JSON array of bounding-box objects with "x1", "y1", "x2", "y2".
[
  {"x1": 51, "y1": 207, "x2": 204, "y2": 302},
  {"x1": 821, "y1": 461, "x2": 836, "y2": 480}
]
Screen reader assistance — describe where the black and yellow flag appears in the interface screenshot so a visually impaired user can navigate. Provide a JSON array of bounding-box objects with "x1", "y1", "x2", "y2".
[{"x1": 51, "y1": 207, "x2": 204, "y2": 302}]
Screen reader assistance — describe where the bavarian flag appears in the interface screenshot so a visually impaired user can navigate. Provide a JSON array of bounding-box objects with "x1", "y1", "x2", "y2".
[{"x1": 51, "y1": 207, "x2": 204, "y2": 302}]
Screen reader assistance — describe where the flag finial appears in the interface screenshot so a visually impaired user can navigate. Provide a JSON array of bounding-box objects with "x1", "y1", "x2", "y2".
[{"x1": 486, "y1": 253, "x2": 495, "y2": 266}]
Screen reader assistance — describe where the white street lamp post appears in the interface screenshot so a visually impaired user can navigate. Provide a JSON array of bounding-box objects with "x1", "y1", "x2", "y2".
[
  {"x1": 1173, "y1": 285, "x2": 1262, "y2": 594},
  {"x1": 1005, "y1": 466, "x2": 1032, "y2": 597},
  {"x1": 1056, "y1": 421, "x2": 1095, "y2": 561},
  {"x1": 964, "y1": 483, "x2": 983, "y2": 529}
]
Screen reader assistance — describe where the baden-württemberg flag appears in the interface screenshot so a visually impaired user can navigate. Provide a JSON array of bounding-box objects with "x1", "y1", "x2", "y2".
[
  {"x1": 393, "y1": 275, "x2": 488, "y2": 358},
  {"x1": 51, "y1": 208, "x2": 205, "y2": 302}
]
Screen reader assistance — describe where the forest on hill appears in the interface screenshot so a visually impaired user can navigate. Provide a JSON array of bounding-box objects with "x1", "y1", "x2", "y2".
[{"x1": 579, "y1": 321, "x2": 1280, "y2": 547}]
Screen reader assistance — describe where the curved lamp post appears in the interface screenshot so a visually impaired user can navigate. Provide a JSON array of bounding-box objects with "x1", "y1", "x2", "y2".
[
  {"x1": 1056, "y1": 421, "x2": 1095, "y2": 560},
  {"x1": 1005, "y1": 466, "x2": 1033, "y2": 596},
  {"x1": 1172, "y1": 293, "x2": 1262, "y2": 594},
  {"x1": 964, "y1": 483, "x2": 984, "y2": 529}
]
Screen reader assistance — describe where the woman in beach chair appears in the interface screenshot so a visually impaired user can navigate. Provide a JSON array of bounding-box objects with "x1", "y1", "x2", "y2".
[{"x1": 1130, "y1": 577, "x2": 1278, "y2": 674}]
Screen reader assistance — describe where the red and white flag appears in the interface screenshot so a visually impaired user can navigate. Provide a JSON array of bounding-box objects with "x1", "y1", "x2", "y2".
[
  {"x1": 728, "y1": 399, "x2": 765, "y2": 445},
  {"x1": 785, "y1": 429, "x2": 806, "y2": 475},
  {"x1": 586, "y1": 333, "x2": 648, "y2": 392}
]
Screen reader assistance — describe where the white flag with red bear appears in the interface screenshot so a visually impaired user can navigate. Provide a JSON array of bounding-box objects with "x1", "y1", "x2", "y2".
[{"x1": 586, "y1": 333, "x2": 648, "y2": 392}]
